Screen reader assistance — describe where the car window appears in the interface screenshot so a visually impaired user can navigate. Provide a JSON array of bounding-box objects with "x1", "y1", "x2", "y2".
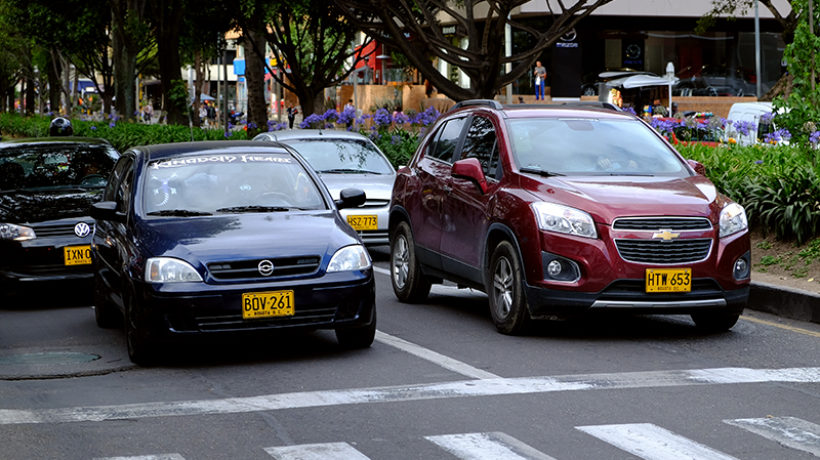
[
  {"x1": 104, "y1": 156, "x2": 131, "y2": 202},
  {"x1": 117, "y1": 158, "x2": 135, "y2": 213},
  {"x1": 507, "y1": 118, "x2": 688, "y2": 176},
  {"x1": 280, "y1": 138, "x2": 393, "y2": 174},
  {"x1": 461, "y1": 116, "x2": 501, "y2": 180},
  {"x1": 142, "y1": 153, "x2": 327, "y2": 214},
  {"x1": 428, "y1": 117, "x2": 467, "y2": 164},
  {"x1": 0, "y1": 143, "x2": 118, "y2": 191}
]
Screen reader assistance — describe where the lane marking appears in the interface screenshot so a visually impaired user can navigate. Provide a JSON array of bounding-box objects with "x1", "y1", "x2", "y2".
[
  {"x1": 740, "y1": 315, "x2": 820, "y2": 338},
  {"x1": 425, "y1": 432, "x2": 556, "y2": 460},
  {"x1": 373, "y1": 266, "x2": 485, "y2": 297},
  {"x1": 576, "y1": 423, "x2": 738, "y2": 460},
  {"x1": 373, "y1": 266, "x2": 390, "y2": 277},
  {"x1": 375, "y1": 331, "x2": 500, "y2": 380},
  {"x1": 94, "y1": 455, "x2": 185, "y2": 460},
  {"x1": 724, "y1": 416, "x2": 820, "y2": 456},
  {"x1": 264, "y1": 442, "x2": 370, "y2": 460},
  {"x1": 0, "y1": 367, "x2": 817, "y2": 425}
]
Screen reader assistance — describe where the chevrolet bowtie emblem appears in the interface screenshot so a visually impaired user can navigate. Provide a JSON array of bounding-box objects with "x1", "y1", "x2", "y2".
[{"x1": 652, "y1": 229, "x2": 680, "y2": 241}]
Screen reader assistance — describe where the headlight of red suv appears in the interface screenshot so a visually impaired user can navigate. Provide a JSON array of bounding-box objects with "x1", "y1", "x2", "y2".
[{"x1": 530, "y1": 202, "x2": 597, "y2": 239}]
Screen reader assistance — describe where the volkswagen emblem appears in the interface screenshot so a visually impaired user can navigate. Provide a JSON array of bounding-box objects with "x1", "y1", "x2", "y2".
[
  {"x1": 74, "y1": 222, "x2": 91, "y2": 238},
  {"x1": 257, "y1": 259, "x2": 274, "y2": 276}
]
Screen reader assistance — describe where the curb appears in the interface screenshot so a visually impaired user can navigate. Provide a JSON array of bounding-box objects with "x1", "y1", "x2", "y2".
[{"x1": 748, "y1": 281, "x2": 820, "y2": 324}]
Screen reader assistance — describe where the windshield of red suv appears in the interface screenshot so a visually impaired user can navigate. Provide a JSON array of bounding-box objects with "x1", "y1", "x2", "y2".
[{"x1": 507, "y1": 118, "x2": 688, "y2": 177}]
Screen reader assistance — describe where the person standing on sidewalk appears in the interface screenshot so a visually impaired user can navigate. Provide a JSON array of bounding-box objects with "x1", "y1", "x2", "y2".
[
  {"x1": 533, "y1": 61, "x2": 547, "y2": 101},
  {"x1": 287, "y1": 105, "x2": 298, "y2": 129}
]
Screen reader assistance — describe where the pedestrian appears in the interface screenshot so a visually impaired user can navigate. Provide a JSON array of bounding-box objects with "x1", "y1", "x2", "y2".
[
  {"x1": 287, "y1": 105, "x2": 298, "y2": 129},
  {"x1": 343, "y1": 99, "x2": 355, "y2": 129},
  {"x1": 142, "y1": 102, "x2": 153, "y2": 123},
  {"x1": 533, "y1": 61, "x2": 547, "y2": 101},
  {"x1": 206, "y1": 102, "x2": 216, "y2": 125}
]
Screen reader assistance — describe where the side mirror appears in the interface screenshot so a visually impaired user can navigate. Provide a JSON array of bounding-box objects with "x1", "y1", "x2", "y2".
[
  {"x1": 90, "y1": 201, "x2": 126, "y2": 223},
  {"x1": 687, "y1": 159, "x2": 706, "y2": 176},
  {"x1": 336, "y1": 188, "x2": 366, "y2": 209},
  {"x1": 452, "y1": 158, "x2": 488, "y2": 194}
]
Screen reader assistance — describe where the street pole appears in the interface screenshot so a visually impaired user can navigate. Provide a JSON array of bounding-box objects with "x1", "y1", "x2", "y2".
[
  {"x1": 223, "y1": 48, "x2": 228, "y2": 133},
  {"x1": 811, "y1": 0, "x2": 816, "y2": 95},
  {"x1": 755, "y1": 0, "x2": 762, "y2": 98},
  {"x1": 505, "y1": 15, "x2": 512, "y2": 104}
]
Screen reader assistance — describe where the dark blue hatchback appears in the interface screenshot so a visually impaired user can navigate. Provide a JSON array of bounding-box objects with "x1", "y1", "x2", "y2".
[{"x1": 91, "y1": 141, "x2": 375, "y2": 364}]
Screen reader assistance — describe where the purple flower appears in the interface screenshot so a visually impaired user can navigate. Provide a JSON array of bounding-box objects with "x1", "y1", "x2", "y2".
[
  {"x1": 393, "y1": 112, "x2": 410, "y2": 124},
  {"x1": 760, "y1": 112, "x2": 774, "y2": 124},
  {"x1": 108, "y1": 122, "x2": 115, "y2": 128},
  {"x1": 227, "y1": 123, "x2": 234, "y2": 130},
  {"x1": 247, "y1": 122, "x2": 257, "y2": 130},
  {"x1": 391, "y1": 135, "x2": 401, "y2": 145},
  {"x1": 322, "y1": 109, "x2": 339, "y2": 122},
  {"x1": 337, "y1": 106, "x2": 356, "y2": 126},
  {"x1": 764, "y1": 128, "x2": 791, "y2": 144},
  {"x1": 755, "y1": 160, "x2": 764, "y2": 164},
  {"x1": 623, "y1": 107, "x2": 637, "y2": 116},
  {"x1": 810, "y1": 131, "x2": 820, "y2": 145},
  {"x1": 732, "y1": 120, "x2": 756, "y2": 137},
  {"x1": 224, "y1": 131, "x2": 231, "y2": 138},
  {"x1": 373, "y1": 108, "x2": 392, "y2": 127},
  {"x1": 299, "y1": 113, "x2": 324, "y2": 128},
  {"x1": 90, "y1": 126, "x2": 97, "y2": 131}
]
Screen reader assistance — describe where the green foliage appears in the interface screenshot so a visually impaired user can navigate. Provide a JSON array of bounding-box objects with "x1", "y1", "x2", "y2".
[
  {"x1": 367, "y1": 127, "x2": 420, "y2": 168},
  {"x1": 0, "y1": 113, "x2": 247, "y2": 153},
  {"x1": 798, "y1": 238, "x2": 820, "y2": 264},
  {"x1": 168, "y1": 79, "x2": 190, "y2": 116}
]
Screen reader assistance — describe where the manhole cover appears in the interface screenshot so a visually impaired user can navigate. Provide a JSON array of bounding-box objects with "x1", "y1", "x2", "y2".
[{"x1": 0, "y1": 352, "x2": 101, "y2": 365}]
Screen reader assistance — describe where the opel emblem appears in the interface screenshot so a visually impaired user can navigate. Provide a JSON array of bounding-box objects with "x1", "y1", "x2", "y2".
[
  {"x1": 74, "y1": 222, "x2": 91, "y2": 238},
  {"x1": 258, "y1": 259, "x2": 274, "y2": 276},
  {"x1": 652, "y1": 229, "x2": 680, "y2": 241}
]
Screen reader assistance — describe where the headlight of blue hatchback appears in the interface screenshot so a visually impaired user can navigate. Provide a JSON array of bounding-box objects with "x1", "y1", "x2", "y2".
[
  {"x1": 145, "y1": 257, "x2": 203, "y2": 283},
  {"x1": 0, "y1": 223, "x2": 36, "y2": 241},
  {"x1": 719, "y1": 203, "x2": 748, "y2": 238},
  {"x1": 327, "y1": 245, "x2": 371, "y2": 272},
  {"x1": 531, "y1": 202, "x2": 597, "y2": 239}
]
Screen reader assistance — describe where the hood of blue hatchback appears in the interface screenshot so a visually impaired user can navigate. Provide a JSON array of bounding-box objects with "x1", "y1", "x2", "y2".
[{"x1": 137, "y1": 210, "x2": 360, "y2": 264}]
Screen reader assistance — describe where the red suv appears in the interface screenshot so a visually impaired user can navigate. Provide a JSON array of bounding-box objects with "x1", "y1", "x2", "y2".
[{"x1": 389, "y1": 100, "x2": 750, "y2": 334}]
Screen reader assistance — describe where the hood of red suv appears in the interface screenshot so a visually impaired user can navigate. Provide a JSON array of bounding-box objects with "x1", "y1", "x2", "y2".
[{"x1": 525, "y1": 174, "x2": 727, "y2": 224}]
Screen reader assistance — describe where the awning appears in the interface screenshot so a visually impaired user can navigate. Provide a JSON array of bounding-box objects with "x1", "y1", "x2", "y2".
[{"x1": 607, "y1": 74, "x2": 679, "y2": 89}]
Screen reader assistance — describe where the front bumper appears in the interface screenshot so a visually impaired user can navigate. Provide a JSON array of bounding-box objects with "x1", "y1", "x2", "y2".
[{"x1": 133, "y1": 270, "x2": 376, "y2": 337}]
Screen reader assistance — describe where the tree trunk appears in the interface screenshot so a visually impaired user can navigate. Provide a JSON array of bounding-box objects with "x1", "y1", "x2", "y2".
[
  {"x1": 191, "y1": 51, "x2": 202, "y2": 127},
  {"x1": 154, "y1": 0, "x2": 186, "y2": 125},
  {"x1": 111, "y1": 0, "x2": 144, "y2": 121},
  {"x1": 243, "y1": 26, "x2": 267, "y2": 138},
  {"x1": 25, "y1": 76, "x2": 35, "y2": 115},
  {"x1": 47, "y1": 50, "x2": 62, "y2": 114}
]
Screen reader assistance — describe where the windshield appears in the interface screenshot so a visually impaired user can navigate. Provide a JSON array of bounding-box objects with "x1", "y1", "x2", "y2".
[
  {"x1": 0, "y1": 143, "x2": 118, "y2": 190},
  {"x1": 282, "y1": 138, "x2": 394, "y2": 174},
  {"x1": 507, "y1": 118, "x2": 688, "y2": 177},
  {"x1": 142, "y1": 153, "x2": 327, "y2": 215}
]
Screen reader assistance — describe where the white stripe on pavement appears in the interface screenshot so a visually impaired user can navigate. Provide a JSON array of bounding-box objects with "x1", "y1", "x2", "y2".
[
  {"x1": 425, "y1": 432, "x2": 556, "y2": 460},
  {"x1": 94, "y1": 455, "x2": 185, "y2": 460},
  {"x1": 373, "y1": 266, "x2": 390, "y2": 277},
  {"x1": 576, "y1": 423, "x2": 739, "y2": 460},
  {"x1": 264, "y1": 442, "x2": 370, "y2": 460},
  {"x1": 373, "y1": 266, "x2": 486, "y2": 298},
  {"x1": 0, "y1": 367, "x2": 817, "y2": 425},
  {"x1": 375, "y1": 331, "x2": 500, "y2": 380},
  {"x1": 724, "y1": 416, "x2": 820, "y2": 456}
]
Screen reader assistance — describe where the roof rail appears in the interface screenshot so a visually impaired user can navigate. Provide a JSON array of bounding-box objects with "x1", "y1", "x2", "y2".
[
  {"x1": 449, "y1": 99, "x2": 504, "y2": 112},
  {"x1": 559, "y1": 101, "x2": 622, "y2": 111}
]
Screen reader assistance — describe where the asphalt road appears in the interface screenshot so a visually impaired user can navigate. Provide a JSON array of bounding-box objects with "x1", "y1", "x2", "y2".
[{"x1": 0, "y1": 249, "x2": 819, "y2": 459}]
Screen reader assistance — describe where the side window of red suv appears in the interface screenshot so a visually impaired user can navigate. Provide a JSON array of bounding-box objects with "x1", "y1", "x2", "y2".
[
  {"x1": 427, "y1": 117, "x2": 467, "y2": 164},
  {"x1": 462, "y1": 116, "x2": 501, "y2": 180}
]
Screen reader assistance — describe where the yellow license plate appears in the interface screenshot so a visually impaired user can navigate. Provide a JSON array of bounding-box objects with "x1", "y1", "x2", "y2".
[
  {"x1": 241, "y1": 290, "x2": 294, "y2": 319},
  {"x1": 646, "y1": 268, "x2": 692, "y2": 293},
  {"x1": 347, "y1": 214, "x2": 377, "y2": 231},
  {"x1": 64, "y1": 245, "x2": 92, "y2": 266}
]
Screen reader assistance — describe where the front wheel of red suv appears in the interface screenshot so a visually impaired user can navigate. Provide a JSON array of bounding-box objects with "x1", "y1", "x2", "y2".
[
  {"x1": 690, "y1": 311, "x2": 740, "y2": 333},
  {"x1": 488, "y1": 241, "x2": 532, "y2": 335},
  {"x1": 390, "y1": 221, "x2": 431, "y2": 303}
]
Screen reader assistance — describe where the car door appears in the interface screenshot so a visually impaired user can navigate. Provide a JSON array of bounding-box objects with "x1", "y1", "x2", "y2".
[
  {"x1": 410, "y1": 116, "x2": 468, "y2": 268},
  {"x1": 93, "y1": 155, "x2": 134, "y2": 308},
  {"x1": 440, "y1": 115, "x2": 503, "y2": 283}
]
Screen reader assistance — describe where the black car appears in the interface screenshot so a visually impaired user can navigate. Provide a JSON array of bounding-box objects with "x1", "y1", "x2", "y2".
[
  {"x1": 90, "y1": 141, "x2": 376, "y2": 364},
  {"x1": 0, "y1": 137, "x2": 120, "y2": 299}
]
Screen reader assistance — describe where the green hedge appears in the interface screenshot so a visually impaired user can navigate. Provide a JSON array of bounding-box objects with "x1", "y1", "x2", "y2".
[{"x1": 0, "y1": 113, "x2": 248, "y2": 152}]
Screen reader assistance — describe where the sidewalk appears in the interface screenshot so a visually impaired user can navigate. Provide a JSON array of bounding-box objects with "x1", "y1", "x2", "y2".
[{"x1": 748, "y1": 277, "x2": 820, "y2": 324}]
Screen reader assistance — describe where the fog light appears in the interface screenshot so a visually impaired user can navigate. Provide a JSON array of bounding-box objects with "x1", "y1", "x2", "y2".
[
  {"x1": 547, "y1": 260, "x2": 562, "y2": 277},
  {"x1": 733, "y1": 251, "x2": 751, "y2": 280}
]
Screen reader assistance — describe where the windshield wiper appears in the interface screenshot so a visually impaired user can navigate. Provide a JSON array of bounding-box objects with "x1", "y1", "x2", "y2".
[
  {"x1": 216, "y1": 205, "x2": 294, "y2": 213},
  {"x1": 519, "y1": 167, "x2": 565, "y2": 177},
  {"x1": 318, "y1": 168, "x2": 382, "y2": 174},
  {"x1": 147, "y1": 209, "x2": 213, "y2": 216}
]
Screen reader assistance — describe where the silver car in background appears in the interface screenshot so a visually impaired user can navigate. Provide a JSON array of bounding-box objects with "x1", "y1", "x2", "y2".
[{"x1": 253, "y1": 130, "x2": 395, "y2": 246}]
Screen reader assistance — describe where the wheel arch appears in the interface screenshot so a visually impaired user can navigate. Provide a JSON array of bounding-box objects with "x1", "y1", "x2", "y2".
[{"x1": 483, "y1": 223, "x2": 526, "y2": 287}]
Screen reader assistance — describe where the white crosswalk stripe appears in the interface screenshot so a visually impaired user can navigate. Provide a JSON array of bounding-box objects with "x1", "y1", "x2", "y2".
[
  {"x1": 93, "y1": 455, "x2": 185, "y2": 460},
  {"x1": 724, "y1": 416, "x2": 820, "y2": 457},
  {"x1": 264, "y1": 442, "x2": 370, "y2": 460},
  {"x1": 425, "y1": 432, "x2": 556, "y2": 460},
  {"x1": 576, "y1": 423, "x2": 739, "y2": 460}
]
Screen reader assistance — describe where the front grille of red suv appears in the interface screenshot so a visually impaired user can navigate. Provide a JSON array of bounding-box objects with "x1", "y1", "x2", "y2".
[
  {"x1": 614, "y1": 238, "x2": 712, "y2": 264},
  {"x1": 612, "y1": 217, "x2": 712, "y2": 231}
]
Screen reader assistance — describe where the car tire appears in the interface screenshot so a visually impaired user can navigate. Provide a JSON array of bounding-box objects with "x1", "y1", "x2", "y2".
[
  {"x1": 487, "y1": 241, "x2": 532, "y2": 335},
  {"x1": 390, "y1": 221, "x2": 431, "y2": 303},
  {"x1": 691, "y1": 310, "x2": 740, "y2": 333},
  {"x1": 335, "y1": 308, "x2": 376, "y2": 349},
  {"x1": 93, "y1": 274, "x2": 120, "y2": 329},
  {"x1": 125, "y1": 291, "x2": 159, "y2": 366}
]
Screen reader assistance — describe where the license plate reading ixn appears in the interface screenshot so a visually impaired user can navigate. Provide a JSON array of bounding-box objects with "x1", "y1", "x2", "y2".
[
  {"x1": 241, "y1": 290, "x2": 294, "y2": 319},
  {"x1": 646, "y1": 268, "x2": 692, "y2": 293},
  {"x1": 64, "y1": 245, "x2": 92, "y2": 266}
]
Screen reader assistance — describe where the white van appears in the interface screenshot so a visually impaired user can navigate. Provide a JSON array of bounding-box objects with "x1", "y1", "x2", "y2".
[{"x1": 725, "y1": 102, "x2": 775, "y2": 145}]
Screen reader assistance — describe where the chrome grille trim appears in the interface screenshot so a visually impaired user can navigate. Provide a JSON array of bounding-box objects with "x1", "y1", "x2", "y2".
[
  {"x1": 31, "y1": 222, "x2": 95, "y2": 238},
  {"x1": 208, "y1": 256, "x2": 321, "y2": 280},
  {"x1": 615, "y1": 238, "x2": 712, "y2": 264},
  {"x1": 612, "y1": 217, "x2": 712, "y2": 231}
]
